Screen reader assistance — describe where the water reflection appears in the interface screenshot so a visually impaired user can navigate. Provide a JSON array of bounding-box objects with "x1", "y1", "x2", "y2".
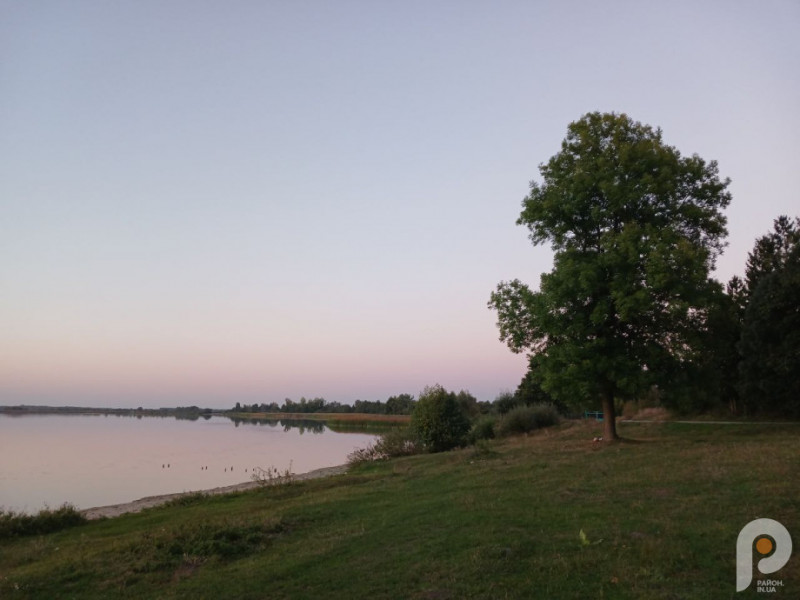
[
  {"x1": 227, "y1": 417, "x2": 326, "y2": 434},
  {"x1": 0, "y1": 414, "x2": 376, "y2": 513}
]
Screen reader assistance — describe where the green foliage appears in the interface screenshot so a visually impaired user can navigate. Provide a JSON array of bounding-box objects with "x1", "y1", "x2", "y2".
[
  {"x1": 675, "y1": 216, "x2": 800, "y2": 418},
  {"x1": 346, "y1": 445, "x2": 378, "y2": 465},
  {"x1": 708, "y1": 278, "x2": 747, "y2": 413},
  {"x1": 231, "y1": 396, "x2": 410, "y2": 415},
  {"x1": 744, "y1": 215, "x2": 800, "y2": 295},
  {"x1": 492, "y1": 390, "x2": 518, "y2": 415},
  {"x1": 495, "y1": 366, "x2": 557, "y2": 416},
  {"x1": 496, "y1": 403, "x2": 560, "y2": 437},
  {"x1": 468, "y1": 415, "x2": 497, "y2": 443},
  {"x1": 739, "y1": 237, "x2": 800, "y2": 417},
  {"x1": 489, "y1": 112, "x2": 732, "y2": 434},
  {"x1": 514, "y1": 360, "x2": 552, "y2": 405},
  {"x1": 454, "y1": 390, "x2": 480, "y2": 419},
  {"x1": 375, "y1": 426, "x2": 418, "y2": 457},
  {"x1": 410, "y1": 384, "x2": 471, "y2": 452},
  {"x1": 347, "y1": 427, "x2": 418, "y2": 464},
  {"x1": 385, "y1": 393, "x2": 416, "y2": 415},
  {"x1": 0, "y1": 504, "x2": 87, "y2": 539},
  {"x1": 282, "y1": 397, "x2": 332, "y2": 414}
]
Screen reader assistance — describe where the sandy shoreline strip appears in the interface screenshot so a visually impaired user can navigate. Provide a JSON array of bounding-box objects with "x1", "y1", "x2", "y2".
[{"x1": 80, "y1": 464, "x2": 349, "y2": 520}]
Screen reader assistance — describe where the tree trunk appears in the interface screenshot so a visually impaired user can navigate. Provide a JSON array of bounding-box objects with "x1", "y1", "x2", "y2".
[{"x1": 601, "y1": 391, "x2": 619, "y2": 441}]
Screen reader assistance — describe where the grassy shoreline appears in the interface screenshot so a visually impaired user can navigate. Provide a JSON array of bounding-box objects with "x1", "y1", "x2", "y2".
[
  {"x1": 1, "y1": 420, "x2": 797, "y2": 598},
  {"x1": 76, "y1": 465, "x2": 349, "y2": 520}
]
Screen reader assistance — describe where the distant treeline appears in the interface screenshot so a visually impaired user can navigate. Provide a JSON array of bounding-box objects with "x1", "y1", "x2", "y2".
[
  {"x1": 231, "y1": 394, "x2": 418, "y2": 415},
  {"x1": 0, "y1": 405, "x2": 218, "y2": 421},
  {"x1": 230, "y1": 391, "x2": 499, "y2": 418}
]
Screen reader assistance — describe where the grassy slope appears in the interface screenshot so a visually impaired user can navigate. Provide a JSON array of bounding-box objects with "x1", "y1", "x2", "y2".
[{"x1": 1, "y1": 421, "x2": 798, "y2": 599}]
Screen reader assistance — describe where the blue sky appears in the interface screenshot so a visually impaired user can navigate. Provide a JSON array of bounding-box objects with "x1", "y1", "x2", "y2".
[{"x1": 2, "y1": 1, "x2": 798, "y2": 407}]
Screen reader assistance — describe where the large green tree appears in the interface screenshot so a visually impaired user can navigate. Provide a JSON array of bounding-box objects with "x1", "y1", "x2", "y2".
[{"x1": 489, "y1": 112, "x2": 731, "y2": 440}]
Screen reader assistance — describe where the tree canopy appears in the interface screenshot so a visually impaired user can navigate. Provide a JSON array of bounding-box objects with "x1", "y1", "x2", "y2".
[
  {"x1": 411, "y1": 385, "x2": 471, "y2": 452},
  {"x1": 744, "y1": 216, "x2": 800, "y2": 295},
  {"x1": 738, "y1": 216, "x2": 800, "y2": 417},
  {"x1": 489, "y1": 112, "x2": 731, "y2": 439}
]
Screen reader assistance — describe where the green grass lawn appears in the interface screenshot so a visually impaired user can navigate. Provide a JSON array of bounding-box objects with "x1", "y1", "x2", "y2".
[{"x1": 1, "y1": 420, "x2": 797, "y2": 599}]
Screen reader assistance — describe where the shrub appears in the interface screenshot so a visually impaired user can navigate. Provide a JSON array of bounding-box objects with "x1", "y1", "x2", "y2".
[
  {"x1": 497, "y1": 403, "x2": 560, "y2": 437},
  {"x1": 0, "y1": 504, "x2": 87, "y2": 539},
  {"x1": 347, "y1": 427, "x2": 418, "y2": 464},
  {"x1": 411, "y1": 385, "x2": 471, "y2": 453},
  {"x1": 497, "y1": 406, "x2": 538, "y2": 436},
  {"x1": 493, "y1": 390, "x2": 519, "y2": 415},
  {"x1": 376, "y1": 426, "x2": 418, "y2": 457},
  {"x1": 455, "y1": 390, "x2": 480, "y2": 419},
  {"x1": 528, "y1": 402, "x2": 560, "y2": 428},
  {"x1": 347, "y1": 444, "x2": 380, "y2": 465},
  {"x1": 468, "y1": 415, "x2": 497, "y2": 444}
]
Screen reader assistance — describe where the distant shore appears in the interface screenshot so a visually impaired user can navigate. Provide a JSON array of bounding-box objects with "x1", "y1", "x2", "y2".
[{"x1": 80, "y1": 464, "x2": 348, "y2": 520}]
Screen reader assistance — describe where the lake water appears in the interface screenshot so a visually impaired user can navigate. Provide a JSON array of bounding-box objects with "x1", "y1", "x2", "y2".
[{"x1": 0, "y1": 414, "x2": 377, "y2": 513}]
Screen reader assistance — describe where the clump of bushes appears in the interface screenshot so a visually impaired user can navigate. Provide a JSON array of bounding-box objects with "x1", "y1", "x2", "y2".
[
  {"x1": 411, "y1": 384, "x2": 471, "y2": 452},
  {"x1": 492, "y1": 391, "x2": 519, "y2": 415},
  {"x1": 496, "y1": 403, "x2": 560, "y2": 437},
  {"x1": 348, "y1": 426, "x2": 418, "y2": 464},
  {"x1": 375, "y1": 426, "x2": 418, "y2": 457},
  {"x1": 0, "y1": 504, "x2": 87, "y2": 539},
  {"x1": 468, "y1": 415, "x2": 497, "y2": 444},
  {"x1": 350, "y1": 384, "x2": 477, "y2": 460},
  {"x1": 350, "y1": 387, "x2": 562, "y2": 463}
]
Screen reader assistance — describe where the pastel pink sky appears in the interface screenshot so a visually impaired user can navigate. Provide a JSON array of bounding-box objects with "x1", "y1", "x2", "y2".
[{"x1": 2, "y1": 2, "x2": 798, "y2": 407}]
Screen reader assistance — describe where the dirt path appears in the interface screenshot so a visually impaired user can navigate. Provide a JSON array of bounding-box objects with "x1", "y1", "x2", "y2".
[{"x1": 80, "y1": 464, "x2": 348, "y2": 520}]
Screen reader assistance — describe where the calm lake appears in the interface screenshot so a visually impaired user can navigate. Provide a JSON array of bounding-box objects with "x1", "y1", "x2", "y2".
[{"x1": 0, "y1": 414, "x2": 377, "y2": 513}]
